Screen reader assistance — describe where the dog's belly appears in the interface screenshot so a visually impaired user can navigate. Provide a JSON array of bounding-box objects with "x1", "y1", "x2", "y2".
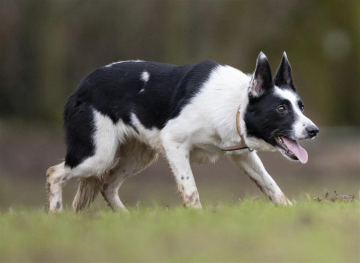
[{"x1": 189, "y1": 145, "x2": 223, "y2": 164}]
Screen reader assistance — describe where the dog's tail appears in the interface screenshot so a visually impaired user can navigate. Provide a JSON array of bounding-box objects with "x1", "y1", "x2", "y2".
[{"x1": 72, "y1": 177, "x2": 100, "y2": 212}]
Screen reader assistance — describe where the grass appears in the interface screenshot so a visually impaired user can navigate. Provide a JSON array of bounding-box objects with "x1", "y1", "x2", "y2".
[{"x1": 1, "y1": 200, "x2": 359, "y2": 263}]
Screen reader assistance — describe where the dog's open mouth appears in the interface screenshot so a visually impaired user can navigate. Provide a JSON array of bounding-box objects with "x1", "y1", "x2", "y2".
[{"x1": 275, "y1": 136, "x2": 308, "y2": 164}]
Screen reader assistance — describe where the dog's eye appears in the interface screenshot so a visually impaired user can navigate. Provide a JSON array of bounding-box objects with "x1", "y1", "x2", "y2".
[
  {"x1": 300, "y1": 105, "x2": 305, "y2": 112},
  {"x1": 277, "y1": 105, "x2": 286, "y2": 113}
]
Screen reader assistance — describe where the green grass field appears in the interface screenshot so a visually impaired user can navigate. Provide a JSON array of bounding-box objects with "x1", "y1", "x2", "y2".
[{"x1": 1, "y1": 200, "x2": 359, "y2": 263}]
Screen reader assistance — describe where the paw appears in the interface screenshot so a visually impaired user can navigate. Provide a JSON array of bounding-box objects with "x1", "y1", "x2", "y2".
[
  {"x1": 183, "y1": 191, "x2": 202, "y2": 209},
  {"x1": 273, "y1": 192, "x2": 292, "y2": 206},
  {"x1": 49, "y1": 199, "x2": 63, "y2": 213}
]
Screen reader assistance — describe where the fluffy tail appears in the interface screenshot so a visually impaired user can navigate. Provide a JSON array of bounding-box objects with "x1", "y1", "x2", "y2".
[{"x1": 72, "y1": 177, "x2": 100, "y2": 212}]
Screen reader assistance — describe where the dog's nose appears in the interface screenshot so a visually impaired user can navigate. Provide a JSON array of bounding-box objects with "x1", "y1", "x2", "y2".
[{"x1": 306, "y1": 125, "x2": 319, "y2": 138}]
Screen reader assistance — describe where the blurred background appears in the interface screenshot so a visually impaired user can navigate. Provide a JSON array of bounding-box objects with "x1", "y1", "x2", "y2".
[{"x1": 0, "y1": 0, "x2": 359, "y2": 211}]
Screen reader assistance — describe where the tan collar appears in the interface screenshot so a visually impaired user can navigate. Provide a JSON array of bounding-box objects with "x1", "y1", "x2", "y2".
[{"x1": 220, "y1": 105, "x2": 251, "y2": 152}]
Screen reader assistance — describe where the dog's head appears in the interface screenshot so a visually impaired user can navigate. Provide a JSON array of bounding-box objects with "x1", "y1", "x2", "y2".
[{"x1": 243, "y1": 52, "x2": 319, "y2": 163}]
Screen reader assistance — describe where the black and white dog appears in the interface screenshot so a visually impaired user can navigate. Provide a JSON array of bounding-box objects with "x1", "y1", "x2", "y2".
[{"x1": 46, "y1": 52, "x2": 319, "y2": 212}]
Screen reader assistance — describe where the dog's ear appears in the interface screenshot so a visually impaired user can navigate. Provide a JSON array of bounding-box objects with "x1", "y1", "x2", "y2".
[
  {"x1": 250, "y1": 52, "x2": 273, "y2": 97},
  {"x1": 274, "y1": 52, "x2": 294, "y2": 89}
]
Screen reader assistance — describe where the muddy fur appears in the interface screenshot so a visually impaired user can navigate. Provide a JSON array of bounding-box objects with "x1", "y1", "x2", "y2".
[{"x1": 72, "y1": 177, "x2": 101, "y2": 212}]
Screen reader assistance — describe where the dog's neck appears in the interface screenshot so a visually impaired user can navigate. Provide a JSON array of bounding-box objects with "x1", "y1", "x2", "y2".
[
  {"x1": 219, "y1": 104, "x2": 250, "y2": 151},
  {"x1": 203, "y1": 65, "x2": 251, "y2": 148}
]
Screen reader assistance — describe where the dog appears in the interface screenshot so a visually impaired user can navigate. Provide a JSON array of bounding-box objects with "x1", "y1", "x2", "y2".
[{"x1": 46, "y1": 52, "x2": 319, "y2": 212}]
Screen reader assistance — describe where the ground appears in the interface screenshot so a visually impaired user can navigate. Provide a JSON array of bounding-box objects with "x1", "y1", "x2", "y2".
[
  {"x1": 1, "y1": 200, "x2": 359, "y2": 262},
  {"x1": 1, "y1": 124, "x2": 359, "y2": 262}
]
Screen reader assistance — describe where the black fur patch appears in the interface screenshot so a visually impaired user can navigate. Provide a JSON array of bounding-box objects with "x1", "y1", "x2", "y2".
[
  {"x1": 64, "y1": 94, "x2": 95, "y2": 168},
  {"x1": 274, "y1": 53, "x2": 296, "y2": 91}
]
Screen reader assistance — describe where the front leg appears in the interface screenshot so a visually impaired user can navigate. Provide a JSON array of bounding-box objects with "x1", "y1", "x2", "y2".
[
  {"x1": 162, "y1": 136, "x2": 202, "y2": 208},
  {"x1": 228, "y1": 151, "x2": 292, "y2": 205}
]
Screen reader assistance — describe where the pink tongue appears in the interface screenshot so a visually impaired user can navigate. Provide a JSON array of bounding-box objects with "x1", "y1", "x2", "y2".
[{"x1": 282, "y1": 137, "x2": 308, "y2": 164}]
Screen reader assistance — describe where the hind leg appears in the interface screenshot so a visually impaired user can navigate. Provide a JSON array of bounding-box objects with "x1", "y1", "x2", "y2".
[
  {"x1": 46, "y1": 162, "x2": 71, "y2": 212},
  {"x1": 100, "y1": 139, "x2": 158, "y2": 211},
  {"x1": 47, "y1": 157, "x2": 117, "y2": 213},
  {"x1": 48, "y1": 110, "x2": 121, "y2": 213},
  {"x1": 100, "y1": 168, "x2": 127, "y2": 212}
]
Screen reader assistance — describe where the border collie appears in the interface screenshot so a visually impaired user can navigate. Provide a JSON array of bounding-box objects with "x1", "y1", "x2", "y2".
[{"x1": 46, "y1": 52, "x2": 319, "y2": 212}]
